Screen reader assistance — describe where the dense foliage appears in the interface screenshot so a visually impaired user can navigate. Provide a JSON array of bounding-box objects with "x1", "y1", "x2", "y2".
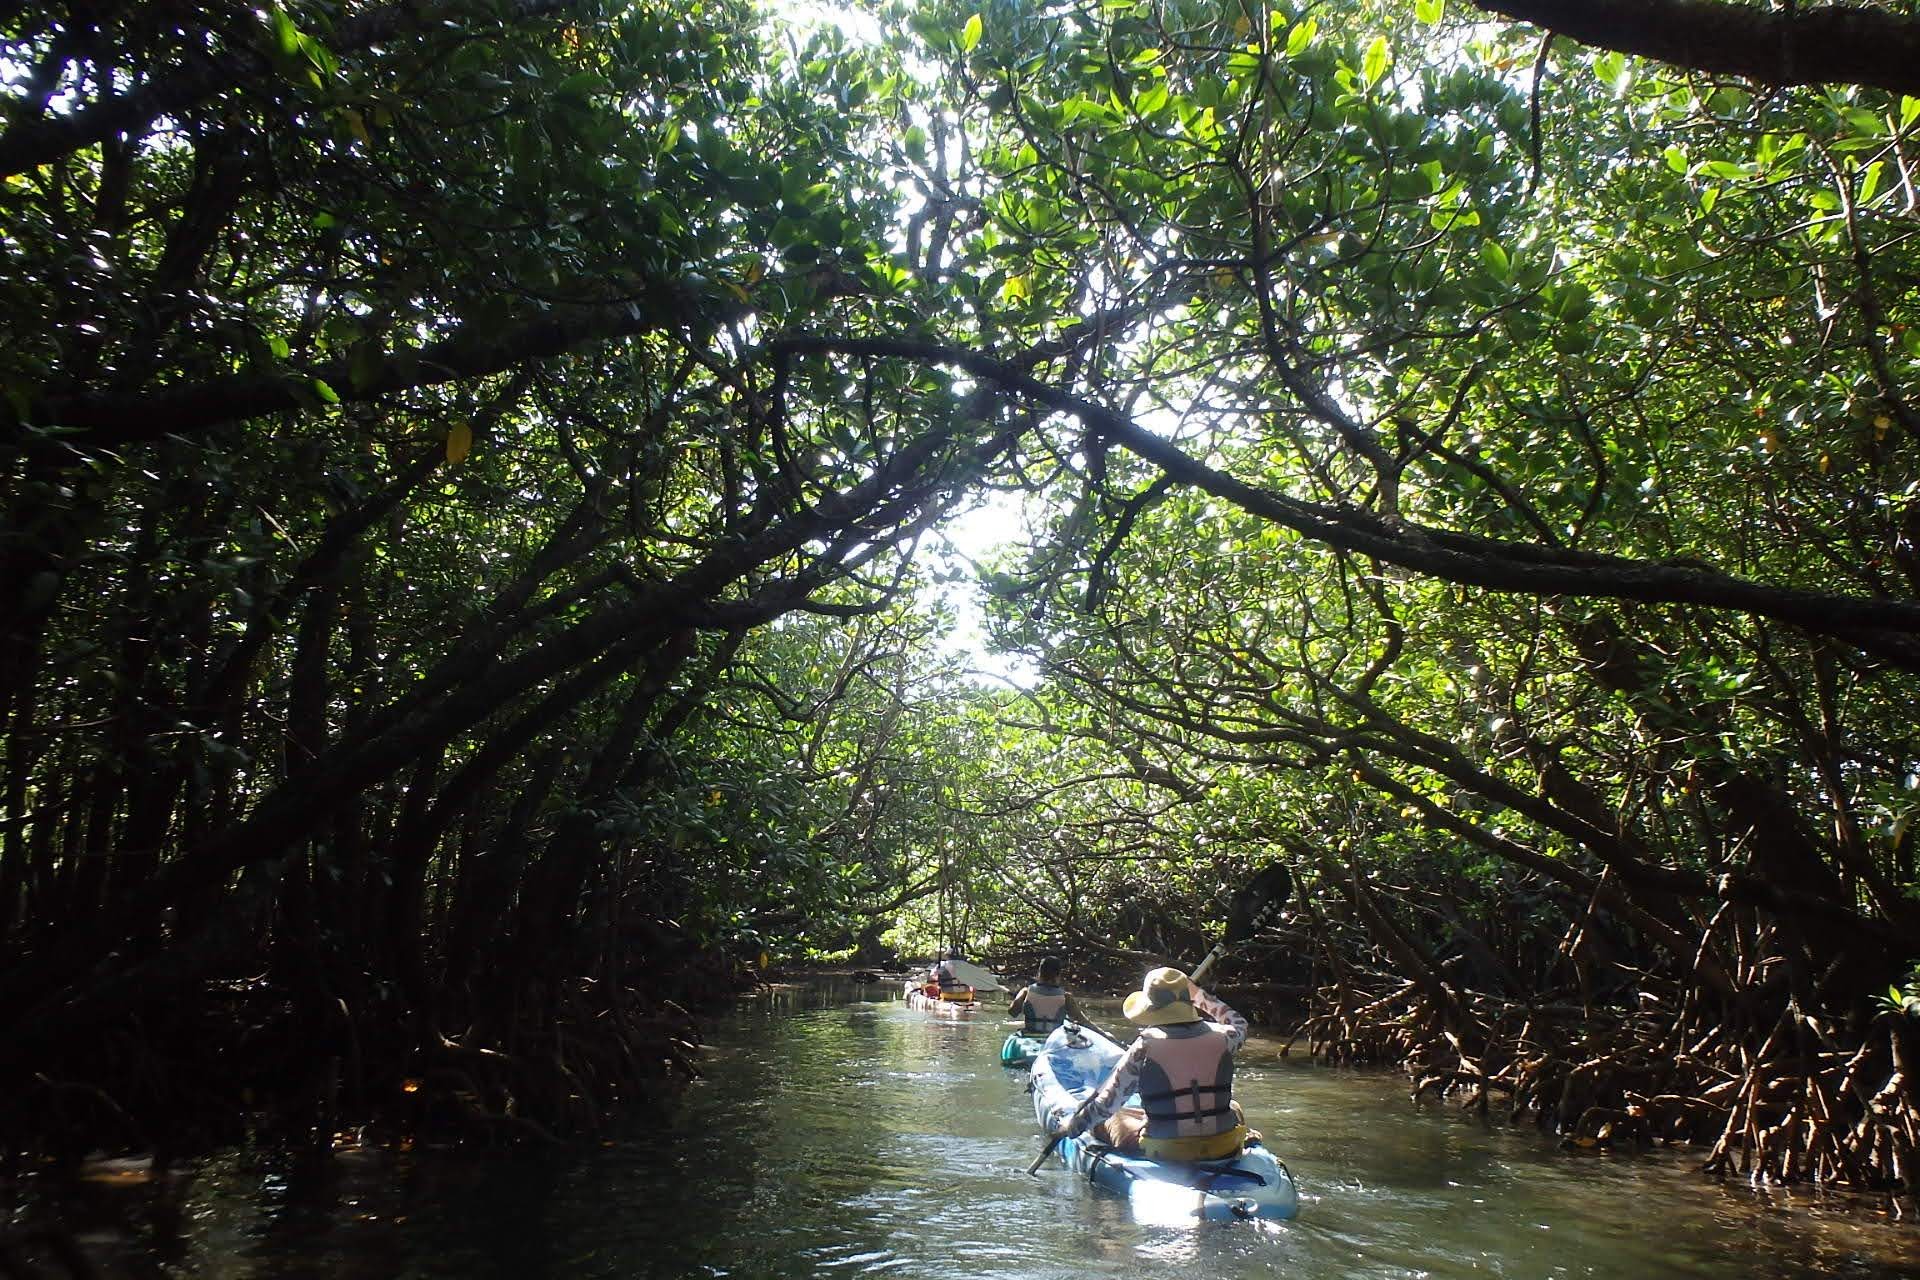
[{"x1": 2, "y1": 0, "x2": 1915, "y2": 1202}]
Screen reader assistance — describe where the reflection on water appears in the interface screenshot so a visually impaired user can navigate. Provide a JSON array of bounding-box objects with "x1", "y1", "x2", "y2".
[{"x1": 13, "y1": 978, "x2": 1920, "y2": 1278}]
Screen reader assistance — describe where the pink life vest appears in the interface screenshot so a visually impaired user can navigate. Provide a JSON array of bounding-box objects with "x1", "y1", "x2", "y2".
[
  {"x1": 1137, "y1": 1022, "x2": 1236, "y2": 1139},
  {"x1": 1021, "y1": 984, "x2": 1068, "y2": 1034}
]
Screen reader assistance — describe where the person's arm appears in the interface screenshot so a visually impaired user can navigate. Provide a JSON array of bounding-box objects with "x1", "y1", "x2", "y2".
[
  {"x1": 1059, "y1": 1038, "x2": 1148, "y2": 1136},
  {"x1": 1190, "y1": 983, "x2": 1248, "y2": 1053},
  {"x1": 1008, "y1": 986, "x2": 1029, "y2": 1016}
]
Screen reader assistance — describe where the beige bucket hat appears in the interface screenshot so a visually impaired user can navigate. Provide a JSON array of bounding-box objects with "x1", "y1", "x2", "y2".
[{"x1": 1122, "y1": 966, "x2": 1201, "y2": 1026}]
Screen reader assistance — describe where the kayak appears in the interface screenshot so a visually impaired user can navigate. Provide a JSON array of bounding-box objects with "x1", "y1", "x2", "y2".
[
  {"x1": 1000, "y1": 1031, "x2": 1043, "y2": 1067},
  {"x1": 1028, "y1": 1021, "x2": 1300, "y2": 1222},
  {"x1": 904, "y1": 981, "x2": 978, "y2": 1012}
]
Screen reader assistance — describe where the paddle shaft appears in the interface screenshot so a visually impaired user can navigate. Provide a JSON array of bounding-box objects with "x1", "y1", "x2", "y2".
[{"x1": 1188, "y1": 941, "x2": 1228, "y2": 986}]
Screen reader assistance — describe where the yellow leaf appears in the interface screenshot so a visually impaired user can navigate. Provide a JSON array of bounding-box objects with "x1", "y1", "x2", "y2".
[
  {"x1": 344, "y1": 108, "x2": 372, "y2": 148},
  {"x1": 445, "y1": 421, "x2": 473, "y2": 463},
  {"x1": 1874, "y1": 413, "x2": 1892, "y2": 439},
  {"x1": 744, "y1": 257, "x2": 766, "y2": 285},
  {"x1": 1003, "y1": 274, "x2": 1029, "y2": 301},
  {"x1": 1819, "y1": 452, "x2": 1831, "y2": 473},
  {"x1": 724, "y1": 280, "x2": 750, "y2": 303}
]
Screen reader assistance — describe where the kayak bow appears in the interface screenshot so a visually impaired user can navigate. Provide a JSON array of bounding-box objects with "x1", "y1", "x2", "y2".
[{"x1": 1000, "y1": 1031, "x2": 1043, "y2": 1068}]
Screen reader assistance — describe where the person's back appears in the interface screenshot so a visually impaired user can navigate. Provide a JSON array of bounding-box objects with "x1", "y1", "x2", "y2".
[
  {"x1": 1135, "y1": 1017, "x2": 1236, "y2": 1147},
  {"x1": 1052, "y1": 966, "x2": 1250, "y2": 1160},
  {"x1": 1008, "y1": 956, "x2": 1082, "y2": 1035}
]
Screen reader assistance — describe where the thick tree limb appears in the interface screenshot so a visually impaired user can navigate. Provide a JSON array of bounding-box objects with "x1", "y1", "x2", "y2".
[
  {"x1": 1473, "y1": 0, "x2": 1920, "y2": 98},
  {"x1": 10, "y1": 294, "x2": 709, "y2": 453},
  {"x1": 768, "y1": 335, "x2": 1920, "y2": 668}
]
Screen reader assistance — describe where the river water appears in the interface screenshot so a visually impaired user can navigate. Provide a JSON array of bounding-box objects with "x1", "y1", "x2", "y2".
[{"x1": 24, "y1": 978, "x2": 1920, "y2": 1276}]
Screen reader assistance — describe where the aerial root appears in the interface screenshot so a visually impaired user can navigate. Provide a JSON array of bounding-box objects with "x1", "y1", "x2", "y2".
[{"x1": 1291, "y1": 978, "x2": 1916, "y2": 1204}]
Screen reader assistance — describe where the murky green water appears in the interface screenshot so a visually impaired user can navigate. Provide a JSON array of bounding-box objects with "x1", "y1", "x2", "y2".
[{"x1": 20, "y1": 979, "x2": 1920, "y2": 1276}]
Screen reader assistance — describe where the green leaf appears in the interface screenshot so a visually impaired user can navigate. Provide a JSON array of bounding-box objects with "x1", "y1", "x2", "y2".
[
  {"x1": 1859, "y1": 159, "x2": 1884, "y2": 206},
  {"x1": 1362, "y1": 35, "x2": 1390, "y2": 87},
  {"x1": 1479, "y1": 239, "x2": 1510, "y2": 279},
  {"x1": 960, "y1": 13, "x2": 983, "y2": 53},
  {"x1": 270, "y1": 6, "x2": 301, "y2": 59},
  {"x1": 312, "y1": 378, "x2": 340, "y2": 405},
  {"x1": 267, "y1": 334, "x2": 291, "y2": 360},
  {"x1": 1415, "y1": 0, "x2": 1444, "y2": 25},
  {"x1": 1662, "y1": 145, "x2": 1687, "y2": 174},
  {"x1": 557, "y1": 72, "x2": 613, "y2": 100},
  {"x1": 1284, "y1": 18, "x2": 1317, "y2": 58},
  {"x1": 1903, "y1": 96, "x2": 1920, "y2": 129}
]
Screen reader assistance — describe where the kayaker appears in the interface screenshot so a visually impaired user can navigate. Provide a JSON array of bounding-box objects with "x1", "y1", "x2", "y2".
[
  {"x1": 1051, "y1": 966, "x2": 1250, "y2": 1160},
  {"x1": 924, "y1": 950, "x2": 972, "y2": 998},
  {"x1": 1007, "y1": 956, "x2": 1085, "y2": 1036}
]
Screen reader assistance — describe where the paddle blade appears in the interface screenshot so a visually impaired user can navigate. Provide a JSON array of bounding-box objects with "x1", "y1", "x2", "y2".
[{"x1": 1224, "y1": 862, "x2": 1294, "y2": 943}]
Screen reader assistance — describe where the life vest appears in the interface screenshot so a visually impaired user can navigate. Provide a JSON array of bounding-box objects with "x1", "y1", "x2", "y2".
[
  {"x1": 1022, "y1": 984, "x2": 1068, "y2": 1035},
  {"x1": 935, "y1": 962, "x2": 961, "y2": 991},
  {"x1": 1137, "y1": 1021, "x2": 1235, "y2": 1140}
]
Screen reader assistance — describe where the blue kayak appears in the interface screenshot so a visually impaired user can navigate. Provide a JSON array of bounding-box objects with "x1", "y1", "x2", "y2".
[
  {"x1": 1000, "y1": 1031, "x2": 1042, "y2": 1067},
  {"x1": 1028, "y1": 1022, "x2": 1300, "y2": 1222}
]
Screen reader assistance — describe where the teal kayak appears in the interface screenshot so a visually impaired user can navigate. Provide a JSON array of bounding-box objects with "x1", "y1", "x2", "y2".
[
  {"x1": 1028, "y1": 1022, "x2": 1300, "y2": 1222},
  {"x1": 1000, "y1": 1031, "x2": 1043, "y2": 1067}
]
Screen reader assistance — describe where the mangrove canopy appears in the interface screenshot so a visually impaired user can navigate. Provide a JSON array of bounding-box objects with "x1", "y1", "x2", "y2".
[{"x1": 2, "y1": 0, "x2": 1916, "y2": 1204}]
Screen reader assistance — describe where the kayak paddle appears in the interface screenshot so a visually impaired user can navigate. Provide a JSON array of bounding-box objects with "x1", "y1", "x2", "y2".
[
  {"x1": 1029, "y1": 1097, "x2": 1091, "y2": 1176},
  {"x1": 1026, "y1": 1132, "x2": 1064, "y2": 1176},
  {"x1": 1188, "y1": 860, "x2": 1294, "y2": 984}
]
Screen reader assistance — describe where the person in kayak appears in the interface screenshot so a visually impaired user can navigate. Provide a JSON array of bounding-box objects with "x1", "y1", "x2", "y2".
[
  {"x1": 1051, "y1": 966, "x2": 1250, "y2": 1161},
  {"x1": 923, "y1": 950, "x2": 973, "y2": 998},
  {"x1": 1007, "y1": 956, "x2": 1085, "y2": 1036}
]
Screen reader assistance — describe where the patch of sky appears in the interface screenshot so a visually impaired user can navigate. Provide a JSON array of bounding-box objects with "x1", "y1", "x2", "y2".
[{"x1": 931, "y1": 488, "x2": 1037, "y2": 688}]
